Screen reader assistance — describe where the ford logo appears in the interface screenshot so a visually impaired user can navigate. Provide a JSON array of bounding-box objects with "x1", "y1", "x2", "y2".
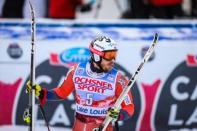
[{"x1": 59, "y1": 47, "x2": 90, "y2": 63}]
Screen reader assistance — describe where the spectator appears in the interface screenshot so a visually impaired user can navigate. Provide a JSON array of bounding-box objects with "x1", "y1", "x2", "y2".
[
  {"x1": 150, "y1": 0, "x2": 184, "y2": 19},
  {"x1": 191, "y1": 0, "x2": 197, "y2": 17},
  {"x1": 48, "y1": 0, "x2": 93, "y2": 19},
  {"x1": 121, "y1": 0, "x2": 151, "y2": 19},
  {"x1": 2, "y1": 0, "x2": 25, "y2": 18},
  {"x1": 0, "y1": 0, "x2": 5, "y2": 17}
]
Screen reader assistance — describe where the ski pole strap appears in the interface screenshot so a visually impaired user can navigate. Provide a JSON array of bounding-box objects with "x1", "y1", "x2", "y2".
[
  {"x1": 39, "y1": 104, "x2": 51, "y2": 131},
  {"x1": 98, "y1": 125, "x2": 104, "y2": 131},
  {"x1": 115, "y1": 121, "x2": 119, "y2": 131},
  {"x1": 23, "y1": 108, "x2": 31, "y2": 124}
]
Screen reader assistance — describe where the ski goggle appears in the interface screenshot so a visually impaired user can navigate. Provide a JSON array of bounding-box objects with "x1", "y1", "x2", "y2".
[
  {"x1": 103, "y1": 50, "x2": 118, "y2": 61},
  {"x1": 89, "y1": 45, "x2": 118, "y2": 61}
]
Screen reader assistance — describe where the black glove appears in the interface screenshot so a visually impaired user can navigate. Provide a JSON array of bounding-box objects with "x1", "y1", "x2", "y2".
[{"x1": 80, "y1": 3, "x2": 92, "y2": 12}]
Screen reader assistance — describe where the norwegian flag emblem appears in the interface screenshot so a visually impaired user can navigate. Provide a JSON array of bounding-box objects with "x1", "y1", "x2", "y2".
[{"x1": 186, "y1": 54, "x2": 197, "y2": 66}]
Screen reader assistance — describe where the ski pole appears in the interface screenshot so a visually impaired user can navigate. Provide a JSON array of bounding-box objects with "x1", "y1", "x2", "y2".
[{"x1": 23, "y1": 1, "x2": 36, "y2": 131}]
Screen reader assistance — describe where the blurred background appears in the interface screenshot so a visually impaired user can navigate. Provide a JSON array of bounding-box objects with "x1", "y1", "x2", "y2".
[
  {"x1": 0, "y1": 0, "x2": 196, "y2": 19},
  {"x1": 0, "y1": 0, "x2": 197, "y2": 131}
]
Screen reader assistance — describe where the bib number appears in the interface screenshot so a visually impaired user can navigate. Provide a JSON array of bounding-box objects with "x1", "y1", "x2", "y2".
[{"x1": 86, "y1": 93, "x2": 93, "y2": 105}]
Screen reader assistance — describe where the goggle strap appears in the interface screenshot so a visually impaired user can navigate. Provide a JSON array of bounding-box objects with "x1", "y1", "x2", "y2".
[{"x1": 89, "y1": 45, "x2": 104, "y2": 57}]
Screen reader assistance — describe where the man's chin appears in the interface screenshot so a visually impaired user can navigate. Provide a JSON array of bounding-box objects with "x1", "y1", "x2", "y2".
[{"x1": 103, "y1": 67, "x2": 113, "y2": 72}]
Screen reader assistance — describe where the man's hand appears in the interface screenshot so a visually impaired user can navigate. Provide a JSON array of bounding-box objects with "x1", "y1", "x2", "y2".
[
  {"x1": 108, "y1": 108, "x2": 120, "y2": 122},
  {"x1": 26, "y1": 80, "x2": 47, "y2": 107},
  {"x1": 26, "y1": 80, "x2": 42, "y2": 98}
]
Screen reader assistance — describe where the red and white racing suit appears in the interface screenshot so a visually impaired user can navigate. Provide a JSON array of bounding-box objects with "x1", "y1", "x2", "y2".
[{"x1": 53, "y1": 62, "x2": 134, "y2": 131}]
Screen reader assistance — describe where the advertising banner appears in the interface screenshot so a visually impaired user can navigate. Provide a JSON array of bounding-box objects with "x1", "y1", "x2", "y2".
[{"x1": 0, "y1": 20, "x2": 197, "y2": 131}]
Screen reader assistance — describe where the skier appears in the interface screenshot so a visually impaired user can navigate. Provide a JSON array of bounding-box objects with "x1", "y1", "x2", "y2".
[{"x1": 26, "y1": 36, "x2": 135, "y2": 131}]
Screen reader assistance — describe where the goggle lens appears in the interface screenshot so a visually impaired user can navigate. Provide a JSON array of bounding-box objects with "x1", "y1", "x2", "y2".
[{"x1": 103, "y1": 51, "x2": 117, "y2": 61}]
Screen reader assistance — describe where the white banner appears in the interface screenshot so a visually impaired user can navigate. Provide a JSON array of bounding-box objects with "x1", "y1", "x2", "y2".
[{"x1": 0, "y1": 20, "x2": 197, "y2": 131}]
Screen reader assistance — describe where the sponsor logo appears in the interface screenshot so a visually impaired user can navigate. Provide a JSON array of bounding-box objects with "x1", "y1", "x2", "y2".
[
  {"x1": 94, "y1": 43, "x2": 105, "y2": 50},
  {"x1": 124, "y1": 95, "x2": 131, "y2": 105},
  {"x1": 76, "y1": 104, "x2": 108, "y2": 116},
  {"x1": 141, "y1": 45, "x2": 155, "y2": 61},
  {"x1": 118, "y1": 78, "x2": 126, "y2": 87},
  {"x1": 77, "y1": 84, "x2": 106, "y2": 93},
  {"x1": 7, "y1": 43, "x2": 23, "y2": 59},
  {"x1": 74, "y1": 76, "x2": 113, "y2": 90},
  {"x1": 154, "y1": 61, "x2": 197, "y2": 131},
  {"x1": 50, "y1": 47, "x2": 90, "y2": 66},
  {"x1": 107, "y1": 74, "x2": 115, "y2": 81},
  {"x1": 76, "y1": 68, "x2": 84, "y2": 75}
]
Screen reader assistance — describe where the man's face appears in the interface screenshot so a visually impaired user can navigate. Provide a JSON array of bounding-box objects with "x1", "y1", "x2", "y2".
[
  {"x1": 100, "y1": 58, "x2": 115, "y2": 72},
  {"x1": 99, "y1": 50, "x2": 118, "y2": 72}
]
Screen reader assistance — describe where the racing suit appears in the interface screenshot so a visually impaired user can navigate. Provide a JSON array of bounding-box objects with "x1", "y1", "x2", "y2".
[{"x1": 43, "y1": 61, "x2": 134, "y2": 131}]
